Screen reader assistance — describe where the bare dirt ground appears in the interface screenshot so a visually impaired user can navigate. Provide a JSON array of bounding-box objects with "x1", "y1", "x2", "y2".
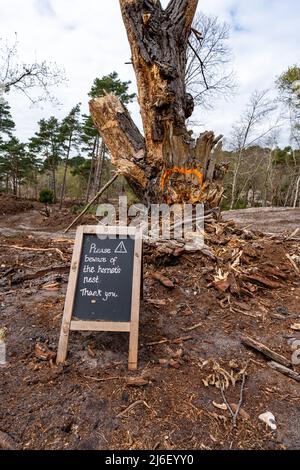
[
  {"x1": 0, "y1": 196, "x2": 300, "y2": 450},
  {"x1": 222, "y1": 207, "x2": 300, "y2": 235}
]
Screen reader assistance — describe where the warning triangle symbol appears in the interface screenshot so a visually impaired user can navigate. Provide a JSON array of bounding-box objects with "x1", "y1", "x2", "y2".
[{"x1": 115, "y1": 241, "x2": 127, "y2": 254}]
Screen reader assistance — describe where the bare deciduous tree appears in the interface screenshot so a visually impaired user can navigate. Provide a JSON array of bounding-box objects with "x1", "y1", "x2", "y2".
[
  {"x1": 0, "y1": 36, "x2": 65, "y2": 104},
  {"x1": 186, "y1": 12, "x2": 236, "y2": 110},
  {"x1": 90, "y1": 0, "x2": 225, "y2": 207},
  {"x1": 229, "y1": 90, "x2": 278, "y2": 209}
]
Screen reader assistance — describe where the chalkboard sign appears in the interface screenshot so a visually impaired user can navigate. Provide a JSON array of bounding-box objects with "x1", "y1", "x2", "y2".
[{"x1": 57, "y1": 226, "x2": 142, "y2": 370}]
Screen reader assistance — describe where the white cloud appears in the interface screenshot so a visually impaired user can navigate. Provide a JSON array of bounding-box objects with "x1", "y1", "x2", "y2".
[
  {"x1": 34, "y1": 0, "x2": 56, "y2": 18},
  {"x1": 0, "y1": 0, "x2": 299, "y2": 146}
]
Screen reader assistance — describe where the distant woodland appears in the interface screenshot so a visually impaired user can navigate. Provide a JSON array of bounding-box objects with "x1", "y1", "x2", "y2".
[{"x1": 1, "y1": 12, "x2": 299, "y2": 210}]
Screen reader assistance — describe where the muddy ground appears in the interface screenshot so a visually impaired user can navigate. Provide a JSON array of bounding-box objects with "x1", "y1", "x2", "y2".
[{"x1": 0, "y1": 196, "x2": 300, "y2": 450}]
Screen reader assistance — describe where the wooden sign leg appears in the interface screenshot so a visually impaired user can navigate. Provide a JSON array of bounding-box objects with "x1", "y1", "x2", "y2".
[
  {"x1": 57, "y1": 226, "x2": 84, "y2": 364},
  {"x1": 128, "y1": 324, "x2": 139, "y2": 370},
  {"x1": 128, "y1": 233, "x2": 142, "y2": 370},
  {"x1": 57, "y1": 319, "x2": 71, "y2": 364}
]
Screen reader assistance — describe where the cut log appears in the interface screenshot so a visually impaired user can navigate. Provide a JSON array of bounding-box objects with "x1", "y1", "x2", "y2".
[
  {"x1": 268, "y1": 361, "x2": 300, "y2": 382},
  {"x1": 4, "y1": 266, "x2": 70, "y2": 286},
  {"x1": 241, "y1": 335, "x2": 291, "y2": 367}
]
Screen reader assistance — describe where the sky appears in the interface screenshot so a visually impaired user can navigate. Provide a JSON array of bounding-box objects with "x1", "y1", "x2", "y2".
[{"x1": 0, "y1": 0, "x2": 299, "y2": 147}]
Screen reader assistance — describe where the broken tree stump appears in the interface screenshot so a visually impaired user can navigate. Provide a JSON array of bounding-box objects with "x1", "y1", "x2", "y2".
[{"x1": 89, "y1": 1, "x2": 227, "y2": 207}]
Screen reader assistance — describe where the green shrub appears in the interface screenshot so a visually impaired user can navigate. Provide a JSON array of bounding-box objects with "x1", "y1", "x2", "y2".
[
  {"x1": 39, "y1": 189, "x2": 54, "y2": 216},
  {"x1": 39, "y1": 188, "x2": 54, "y2": 205}
]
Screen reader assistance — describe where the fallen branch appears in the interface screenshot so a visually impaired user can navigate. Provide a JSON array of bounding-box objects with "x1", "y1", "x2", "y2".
[
  {"x1": 268, "y1": 361, "x2": 300, "y2": 382},
  {"x1": 1, "y1": 245, "x2": 67, "y2": 262},
  {"x1": 220, "y1": 373, "x2": 247, "y2": 427},
  {"x1": 116, "y1": 400, "x2": 150, "y2": 418},
  {"x1": 181, "y1": 322, "x2": 203, "y2": 332},
  {"x1": 83, "y1": 375, "x2": 121, "y2": 382},
  {"x1": 146, "y1": 336, "x2": 193, "y2": 347},
  {"x1": 64, "y1": 173, "x2": 119, "y2": 233},
  {"x1": 241, "y1": 335, "x2": 291, "y2": 367},
  {"x1": 7, "y1": 265, "x2": 69, "y2": 286}
]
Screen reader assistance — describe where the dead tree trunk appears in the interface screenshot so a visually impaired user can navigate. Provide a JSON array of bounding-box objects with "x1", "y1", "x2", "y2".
[{"x1": 90, "y1": 0, "x2": 225, "y2": 206}]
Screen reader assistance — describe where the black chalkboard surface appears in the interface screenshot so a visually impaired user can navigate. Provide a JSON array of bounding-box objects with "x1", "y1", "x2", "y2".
[
  {"x1": 73, "y1": 234, "x2": 135, "y2": 322},
  {"x1": 57, "y1": 226, "x2": 142, "y2": 370}
]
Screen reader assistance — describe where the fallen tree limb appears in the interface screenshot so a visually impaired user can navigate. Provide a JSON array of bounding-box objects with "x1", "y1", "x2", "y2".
[
  {"x1": 116, "y1": 400, "x2": 150, "y2": 418},
  {"x1": 146, "y1": 336, "x2": 193, "y2": 347},
  {"x1": 83, "y1": 375, "x2": 121, "y2": 383},
  {"x1": 6, "y1": 265, "x2": 70, "y2": 286},
  {"x1": 1, "y1": 245, "x2": 67, "y2": 262},
  {"x1": 268, "y1": 361, "x2": 300, "y2": 382},
  {"x1": 64, "y1": 173, "x2": 119, "y2": 233},
  {"x1": 241, "y1": 335, "x2": 291, "y2": 367}
]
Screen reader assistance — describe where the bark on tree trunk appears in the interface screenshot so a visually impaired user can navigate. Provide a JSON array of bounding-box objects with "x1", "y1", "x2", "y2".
[
  {"x1": 59, "y1": 134, "x2": 73, "y2": 210},
  {"x1": 90, "y1": 0, "x2": 225, "y2": 206},
  {"x1": 52, "y1": 165, "x2": 56, "y2": 203},
  {"x1": 293, "y1": 174, "x2": 300, "y2": 208}
]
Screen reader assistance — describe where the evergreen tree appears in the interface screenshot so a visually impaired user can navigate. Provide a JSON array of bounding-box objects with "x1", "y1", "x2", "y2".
[
  {"x1": 88, "y1": 71, "x2": 135, "y2": 103},
  {"x1": 0, "y1": 100, "x2": 15, "y2": 145},
  {"x1": 59, "y1": 104, "x2": 81, "y2": 208},
  {"x1": 0, "y1": 137, "x2": 34, "y2": 195},
  {"x1": 29, "y1": 117, "x2": 63, "y2": 202}
]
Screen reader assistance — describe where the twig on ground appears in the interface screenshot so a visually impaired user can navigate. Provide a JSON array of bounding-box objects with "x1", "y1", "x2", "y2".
[
  {"x1": 146, "y1": 336, "x2": 193, "y2": 347},
  {"x1": 116, "y1": 400, "x2": 151, "y2": 418},
  {"x1": 181, "y1": 322, "x2": 203, "y2": 332},
  {"x1": 2, "y1": 245, "x2": 67, "y2": 261},
  {"x1": 220, "y1": 373, "x2": 247, "y2": 427},
  {"x1": 83, "y1": 375, "x2": 121, "y2": 382}
]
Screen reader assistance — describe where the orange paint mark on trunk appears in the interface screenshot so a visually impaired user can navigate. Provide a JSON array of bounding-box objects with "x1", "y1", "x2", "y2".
[{"x1": 160, "y1": 167, "x2": 204, "y2": 192}]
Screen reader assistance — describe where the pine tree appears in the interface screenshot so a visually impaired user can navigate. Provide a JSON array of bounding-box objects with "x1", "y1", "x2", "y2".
[
  {"x1": 88, "y1": 71, "x2": 136, "y2": 103},
  {"x1": 0, "y1": 100, "x2": 15, "y2": 145},
  {"x1": 29, "y1": 117, "x2": 63, "y2": 202},
  {"x1": 0, "y1": 137, "x2": 33, "y2": 196},
  {"x1": 59, "y1": 104, "x2": 81, "y2": 208}
]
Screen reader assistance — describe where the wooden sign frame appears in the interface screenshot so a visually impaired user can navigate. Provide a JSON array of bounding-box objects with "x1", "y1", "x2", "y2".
[{"x1": 57, "y1": 225, "x2": 142, "y2": 370}]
